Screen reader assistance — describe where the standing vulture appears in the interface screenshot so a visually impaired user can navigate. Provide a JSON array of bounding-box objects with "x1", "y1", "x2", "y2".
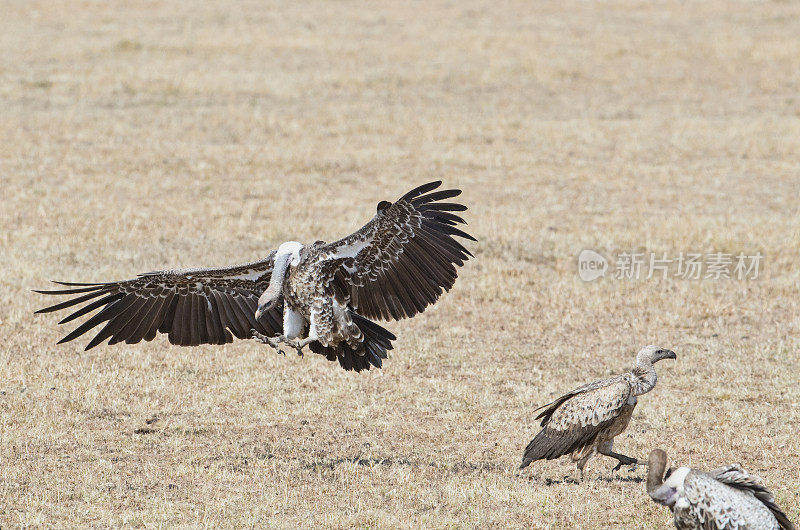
[
  {"x1": 520, "y1": 345, "x2": 676, "y2": 476},
  {"x1": 647, "y1": 449, "x2": 794, "y2": 530},
  {"x1": 35, "y1": 181, "x2": 474, "y2": 372}
]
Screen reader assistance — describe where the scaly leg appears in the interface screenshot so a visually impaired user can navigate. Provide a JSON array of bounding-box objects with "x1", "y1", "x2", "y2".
[
  {"x1": 251, "y1": 330, "x2": 310, "y2": 357},
  {"x1": 282, "y1": 337, "x2": 309, "y2": 357},
  {"x1": 575, "y1": 454, "x2": 592, "y2": 482},
  {"x1": 609, "y1": 453, "x2": 642, "y2": 472},
  {"x1": 597, "y1": 440, "x2": 643, "y2": 472},
  {"x1": 599, "y1": 447, "x2": 643, "y2": 471},
  {"x1": 250, "y1": 330, "x2": 289, "y2": 356},
  {"x1": 293, "y1": 337, "x2": 315, "y2": 351}
]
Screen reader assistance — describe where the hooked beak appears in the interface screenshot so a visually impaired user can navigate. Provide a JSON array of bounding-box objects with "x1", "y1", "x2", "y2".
[
  {"x1": 255, "y1": 300, "x2": 277, "y2": 320},
  {"x1": 662, "y1": 349, "x2": 677, "y2": 360}
]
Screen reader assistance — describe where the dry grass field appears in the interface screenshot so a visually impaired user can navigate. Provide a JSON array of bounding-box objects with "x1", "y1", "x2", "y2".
[{"x1": 2, "y1": 0, "x2": 800, "y2": 527}]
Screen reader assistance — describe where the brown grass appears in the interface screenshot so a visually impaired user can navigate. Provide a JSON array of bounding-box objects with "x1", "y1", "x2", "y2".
[{"x1": 2, "y1": 0, "x2": 799, "y2": 527}]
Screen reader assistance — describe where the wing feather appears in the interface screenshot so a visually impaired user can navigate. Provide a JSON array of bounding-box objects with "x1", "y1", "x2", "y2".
[
  {"x1": 126, "y1": 296, "x2": 162, "y2": 344},
  {"x1": 36, "y1": 290, "x2": 109, "y2": 314},
  {"x1": 521, "y1": 378, "x2": 631, "y2": 468},
  {"x1": 108, "y1": 297, "x2": 149, "y2": 345},
  {"x1": 157, "y1": 294, "x2": 178, "y2": 334},
  {"x1": 143, "y1": 295, "x2": 165, "y2": 341},
  {"x1": 192, "y1": 293, "x2": 205, "y2": 345},
  {"x1": 706, "y1": 467, "x2": 795, "y2": 530},
  {"x1": 318, "y1": 181, "x2": 474, "y2": 321},
  {"x1": 533, "y1": 375, "x2": 626, "y2": 426},
  {"x1": 58, "y1": 294, "x2": 123, "y2": 324},
  {"x1": 169, "y1": 295, "x2": 188, "y2": 344},
  {"x1": 57, "y1": 295, "x2": 137, "y2": 345},
  {"x1": 216, "y1": 292, "x2": 250, "y2": 339},
  {"x1": 183, "y1": 294, "x2": 197, "y2": 346},
  {"x1": 85, "y1": 319, "x2": 118, "y2": 350},
  {"x1": 35, "y1": 254, "x2": 282, "y2": 349},
  {"x1": 204, "y1": 292, "x2": 226, "y2": 344},
  {"x1": 35, "y1": 285, "x2": 107, "y2": 295}
]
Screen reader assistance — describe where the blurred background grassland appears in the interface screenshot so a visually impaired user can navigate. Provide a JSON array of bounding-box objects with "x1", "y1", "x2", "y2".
[{"x1": 1, "y1": 0, "x2": 799, "y2": 527}]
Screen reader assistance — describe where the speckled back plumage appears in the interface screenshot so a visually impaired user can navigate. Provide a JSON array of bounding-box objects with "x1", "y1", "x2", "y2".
[{"x1": 672, "y1": 468, "x2": 793, "y2": 530}]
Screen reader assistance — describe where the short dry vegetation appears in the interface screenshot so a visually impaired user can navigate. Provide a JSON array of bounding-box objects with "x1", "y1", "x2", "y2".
[{"x1": 1, "y1": 0, "x2": 799, "y2": 527}]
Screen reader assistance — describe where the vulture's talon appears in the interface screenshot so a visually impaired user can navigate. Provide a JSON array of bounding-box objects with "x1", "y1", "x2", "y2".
[
  {"x1": 613, "y1": 457, "x2": 637, "y2": 472},
  {"x1": 251, "y1": 329, "x2": 287, "y2": 356}
]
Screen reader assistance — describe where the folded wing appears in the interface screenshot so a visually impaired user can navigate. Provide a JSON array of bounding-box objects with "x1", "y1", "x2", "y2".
[
  {"x1": 35, "y1": 254, "x2": 283, "y2": 350},
  {"x1": 521, "y1": 378, "x2": 630, "y2": 468},
  {"x1": 317, "y1": 181, "x2": 475, "y2": 321},
  {"x1": 707, "y1": 466, "x2": 795, "y2": 530}
]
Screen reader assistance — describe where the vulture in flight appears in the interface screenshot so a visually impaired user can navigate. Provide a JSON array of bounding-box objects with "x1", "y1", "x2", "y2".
[
  {"x1": 647, "y1": 449, "x2": 794, "y2": 530},
  {"x1": 35, "y1": 181, "x2": 475, "y2": 372},
  {"x1": 520, "y1": 345, "x2": 676, "y2": 476}
]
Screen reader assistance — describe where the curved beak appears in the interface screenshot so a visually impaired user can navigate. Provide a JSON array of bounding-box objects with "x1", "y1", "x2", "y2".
[
  {"x1": 663, "y1": 349, "x2": 677, "y2": 360},
  {"x1": 255, "y1": 300, "x2": 276, "y2": 321}
]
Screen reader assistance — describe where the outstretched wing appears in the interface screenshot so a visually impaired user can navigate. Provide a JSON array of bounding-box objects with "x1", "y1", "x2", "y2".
[
  {"x1": 316, "y1": 181, "x2": 475, "y2": 321},
  {"x1": 707, "y1": 466, "x2": 795, "y2": 530},
  {"x1": 35, "y1": 254, "x2": 283, "y2": 350},
  {"x1": 521, "y1": 377, "x2": 631, "y2": 468}
]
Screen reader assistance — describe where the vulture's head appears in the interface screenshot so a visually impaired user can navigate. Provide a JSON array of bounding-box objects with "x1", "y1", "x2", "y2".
[
  {"x1": 647, "y1": 449, "x2": 690, "y2": 507},
  {"x1": 256, "y1": 241, "x2": 304, "y2": 319},
  {"x1": 636, "y1": 345, "x2": 677, "y2": 366}
]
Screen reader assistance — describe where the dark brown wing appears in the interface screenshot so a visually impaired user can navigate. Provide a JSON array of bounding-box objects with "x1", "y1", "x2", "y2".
[
  {"x1": 316, "y1": 181, "x2": 475, "y2": 321},
  {"x1": 521, "y1": 378, "x2": 631, "y2": 469},
  {"x1": 34, "y1": 254, "x2": 283, "y2": 350}
]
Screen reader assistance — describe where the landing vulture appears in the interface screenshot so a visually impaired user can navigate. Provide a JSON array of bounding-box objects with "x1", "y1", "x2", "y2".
[{"x1": 36, "y1": 181, "x2": 474, "y2": 372}]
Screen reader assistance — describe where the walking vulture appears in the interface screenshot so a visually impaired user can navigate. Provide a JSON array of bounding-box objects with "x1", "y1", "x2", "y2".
[{"x1": 520, "y1": 345, "x2": 676, "y2": 476}]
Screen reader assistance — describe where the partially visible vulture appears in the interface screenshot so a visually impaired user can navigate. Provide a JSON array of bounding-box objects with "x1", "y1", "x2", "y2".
[
  {"x1": 647, "y1": 449, "x2": 794, "y2": 530},
  {"x1": 35, "y1": 181, "x2": 475, "y2": 372},
  {"x1": 520, "y1": 345, "x2": 676, "y2": 476}
]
